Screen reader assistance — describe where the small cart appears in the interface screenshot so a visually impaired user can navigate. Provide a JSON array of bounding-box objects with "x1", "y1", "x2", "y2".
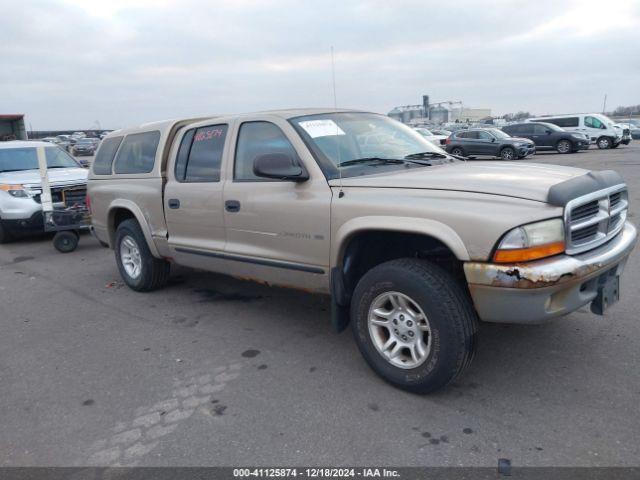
[{"x1": 37, "y1": 146, "x2": 91, "y2": 253}]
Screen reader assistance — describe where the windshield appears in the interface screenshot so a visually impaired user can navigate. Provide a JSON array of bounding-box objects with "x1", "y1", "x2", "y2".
[
  {"x1": 488, "y1": 128, "x2": 511, "y2": 139},
  {"x1": 78, "y1": 138, "x2": 95, "y2": 144},
  {"x1": 290, "y1": 112, "x2": 446, "y2": 178},
  {"x1": 0, "y1": 146, "x2": 79, "y2": 172}
]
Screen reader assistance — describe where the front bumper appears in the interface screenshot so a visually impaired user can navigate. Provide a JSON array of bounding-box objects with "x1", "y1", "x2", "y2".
[
  {"x1": 464, "y1": 222, "x2": 637, "y2": 324},
  {"x1": 1, "y1": 211, "x2": 44, "y2": 234},
  {"x1": 517, "y1": 145, "x2": 536, "y2": 157}
]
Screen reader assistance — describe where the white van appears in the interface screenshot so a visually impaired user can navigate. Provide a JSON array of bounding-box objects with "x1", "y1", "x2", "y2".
[{"x1": 527, "y1": 113, "x2": 621, "y2": 149}]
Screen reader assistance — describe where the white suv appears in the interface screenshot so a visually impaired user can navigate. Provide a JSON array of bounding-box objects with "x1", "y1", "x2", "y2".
[
  {"x1": 528, "y1": 113, "x2": 622, "y2": 149},
  {"x1": 0, "y1": 141, "x2": 88, "y2": 242}
]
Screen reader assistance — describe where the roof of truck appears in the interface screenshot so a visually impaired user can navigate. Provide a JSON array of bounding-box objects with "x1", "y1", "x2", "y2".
[{"x1": 104, "y1": 109, "x2": 364, "y2": 138}]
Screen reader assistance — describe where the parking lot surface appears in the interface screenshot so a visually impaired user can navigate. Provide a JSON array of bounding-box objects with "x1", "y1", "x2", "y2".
[{"x1": 1, "y1": 145, "x2": 639, "y2": 467}]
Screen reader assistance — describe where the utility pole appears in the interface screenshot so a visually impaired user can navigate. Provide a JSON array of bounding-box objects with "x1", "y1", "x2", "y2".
[{"x1": 602, "y1": 94, "x2": 607, "y2": 114}]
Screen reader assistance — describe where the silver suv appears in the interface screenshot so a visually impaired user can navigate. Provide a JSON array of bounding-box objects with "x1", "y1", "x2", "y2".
[{"x1": 0, "y1": 141, "x2": 88, "y2": 242}]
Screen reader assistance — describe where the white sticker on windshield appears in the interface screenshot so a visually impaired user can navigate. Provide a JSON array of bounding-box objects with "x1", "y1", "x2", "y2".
[{"x1": 299, "y1": 119, "x2": 345, "y2": 138}]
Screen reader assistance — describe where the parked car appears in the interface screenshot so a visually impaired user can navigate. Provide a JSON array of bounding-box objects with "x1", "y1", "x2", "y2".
[
  {"x1": 430, "y1": 129, "x2": 451, "y2": 137},
  {"x1": 55, "y1": 135, "x2": 73, "y2": 151},
  {"x1": 72, "y1": 137, "x2": 99, "y2": 157},
  {"x1": 527, "y1": 114, "x2": 621, "y2": 149},
  {"x1": 0, "y1": 141, "x2": 87, "y2": 242},
  {"x1": 413, "y1": 127, "x2": 448, "y2": 146},
  {"x1": 613, "y1": 119, "x2": 640, "y2": 139},
  {"x1": 88, "y1": 109, "x2": 636, "y2": 394},
  {"x1": 502, "y1": 122, "x2": 589, "y2": 154},
  {"x1": 612, "y1": 124, "x2": 632, "y2": 145},
  {"x1": 444, "y1": 128, "x2": 536, "y2": 160}
]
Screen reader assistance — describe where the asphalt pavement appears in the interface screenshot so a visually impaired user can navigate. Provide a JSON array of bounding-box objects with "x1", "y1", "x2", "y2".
[{"x1": 1, "y1": 144, "x2": 639, "y2": 467}]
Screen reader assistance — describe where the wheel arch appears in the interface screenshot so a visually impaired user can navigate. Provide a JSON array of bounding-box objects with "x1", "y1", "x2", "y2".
[
  {"x1": 500, "y1": 144, "x2": 516, "y2": 154},
  {"x1": 330, "y1": 217, "x2": 470, "y2": 331},
  {"x1": 596, "y1": 135, "x2": 614, "y2": 148},
  {"x1": 556, "y1": 137, "x2": 574, "y2": 150},
  {"x1": 107, "y1": 200, "x2": 160, "y2": 257}
]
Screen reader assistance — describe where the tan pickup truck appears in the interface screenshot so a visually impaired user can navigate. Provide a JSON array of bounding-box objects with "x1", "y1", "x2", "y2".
[{"x1": 88, "y1": 109, "x2": 637, "y2": 393}]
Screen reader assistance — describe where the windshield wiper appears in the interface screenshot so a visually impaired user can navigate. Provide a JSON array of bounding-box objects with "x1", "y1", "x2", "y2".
[
  {"x1": 404, "y1": 151, "x2": 449, "y2": 160},
  {"x1": 338, "y1": 157, "x2": 406, "y2": 167}
]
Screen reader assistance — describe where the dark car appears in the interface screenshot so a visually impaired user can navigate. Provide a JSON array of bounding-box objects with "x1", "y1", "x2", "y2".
[
  {"x1": 72, "y1": 138, "x2": 99, "y2": 157},
  {"x1": 502, "y1": 122, "x2": 589, "y2": 154},
  {"x1": 444, "y1": 128, "x2": 535, "y2": 160}
]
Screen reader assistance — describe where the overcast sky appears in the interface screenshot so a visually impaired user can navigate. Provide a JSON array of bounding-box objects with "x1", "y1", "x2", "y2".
[{"x1": 2, "y1": 0, "x2": 639, "y2": 129}]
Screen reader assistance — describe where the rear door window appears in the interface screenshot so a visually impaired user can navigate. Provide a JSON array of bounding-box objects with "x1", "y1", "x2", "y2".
[
  {"x1": 175, "y1": 125, "x2": 227, "y2": 182},
  {"x1": 113, "y1": 131, "x2": 160, "y2": 174},
  {"x1": 548, "y1": 117, "x2": 579, "y2": 128},
  {"x1": 532, "y1": 124, "x2": 549, "y2": 135},
  {"x1": 93, "y1": 136, "x2": 123, "y2": 175}
]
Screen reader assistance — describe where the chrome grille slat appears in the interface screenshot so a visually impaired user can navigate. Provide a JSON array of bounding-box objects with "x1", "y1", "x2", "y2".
[{"x1": 564, "y1": 185, "x2": 628, "y2": 255}]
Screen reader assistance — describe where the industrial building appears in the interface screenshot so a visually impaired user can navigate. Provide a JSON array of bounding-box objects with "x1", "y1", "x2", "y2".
[{"x1": 388, "y1": 95, "x2": 491, "y2": 125}]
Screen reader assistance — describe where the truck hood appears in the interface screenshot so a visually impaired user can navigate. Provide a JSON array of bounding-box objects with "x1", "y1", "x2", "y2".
[
  {"x1": 329, "y1": 161, "x2": 587, "y2": 203},
  {"x1": 0, "y1": 168, "x2": 88, "y2": 187}
]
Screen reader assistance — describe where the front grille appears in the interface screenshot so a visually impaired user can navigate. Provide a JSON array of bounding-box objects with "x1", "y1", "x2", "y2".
[
  {"x1": 565, "y1": 185, "x2": 628, "y2": 254},
  {"x1": 33, "y1": 185, "x2": 86, "y2": 206},
  {"x1": 571, "y1": 200, "x2": 599, "y2": 222}
]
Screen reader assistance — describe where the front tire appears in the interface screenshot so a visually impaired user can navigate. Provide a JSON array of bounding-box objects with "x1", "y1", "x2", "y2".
[
  {"x1": 597, "y1": 137, "x2": 612, "y2": 149},
  {"x1": 114, "y1": 219, "x2": 170, "y2": 291},
  {"x1": 0, "y1": 221, "x2": 13, "y2": 244},
  {"x1": 500, "y1": 147, "x2": 516, "y2": 160},
  {"x1": 556, "y1": 139, "x2": 573, "y2": 154},
  {"x1": 350, "y1": 259, "x2": 477, "y2": 394}
]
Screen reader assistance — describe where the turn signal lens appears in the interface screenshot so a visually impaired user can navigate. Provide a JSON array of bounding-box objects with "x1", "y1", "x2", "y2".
[
  {"x1": 493, "y1": 219, "x2": 565, "y2": 263},
  {"x1": 494, "y1": 241, "x2": 566, "y2": 263}
]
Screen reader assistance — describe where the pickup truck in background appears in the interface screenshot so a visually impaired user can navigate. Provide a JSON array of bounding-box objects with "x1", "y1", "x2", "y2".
[{"x1": 87, "y1": 109, "x2": 637, "y2": 393}]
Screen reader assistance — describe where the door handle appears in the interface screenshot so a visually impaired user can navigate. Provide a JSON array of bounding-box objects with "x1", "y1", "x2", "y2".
[
  {"x1": 225, "y1": 200, "x2": 241, "y2": 212},
  {"x1": 168, "y1": 199, "x2": 180, "y2": 209}
]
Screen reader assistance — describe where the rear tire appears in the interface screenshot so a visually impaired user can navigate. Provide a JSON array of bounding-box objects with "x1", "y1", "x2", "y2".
[
  {"x1": 450, "y1": 147, "x2": 465, "y2": 157},
  {"x1": 114, "y1": 219, "x2": 170, "y2": 292},
  {"x1": 597, "y1": 137, "x2": 612, "y2": 149},
  {"x1": 556, "y1": 139, "x2": 573, "y2": 154},
  {"x1": 500, "y1": 147, "x2": 516, "y2": 160},
  {"x1": 53, "y1": 230, "x2": 79, "y2": 253},
  {"x1": 350, "y1": 258, "x2": 477, "y2": 394}
]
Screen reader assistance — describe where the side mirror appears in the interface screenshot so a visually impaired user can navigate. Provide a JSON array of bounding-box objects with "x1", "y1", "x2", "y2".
[
  {"x1": 491, "y1": 137, "x2": 496, "y2": 142},
  {"x1": 253, "y1": 153, "x2": 309, "y2": 182},
  {"x1": 546, "y1": 129, "x2": 552, "y2": 134}
]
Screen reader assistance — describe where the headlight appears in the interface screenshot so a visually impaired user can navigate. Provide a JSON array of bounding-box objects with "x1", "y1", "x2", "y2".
[
  {"x1": 571, "y1": 134, "x2": 584, "y2": 139},
  {"x1": 493, "y1": 218, "x2": 565, "y2": 263},
  {"x1": 0, "y1": 184, "x2": 29, "y2": 198}
]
